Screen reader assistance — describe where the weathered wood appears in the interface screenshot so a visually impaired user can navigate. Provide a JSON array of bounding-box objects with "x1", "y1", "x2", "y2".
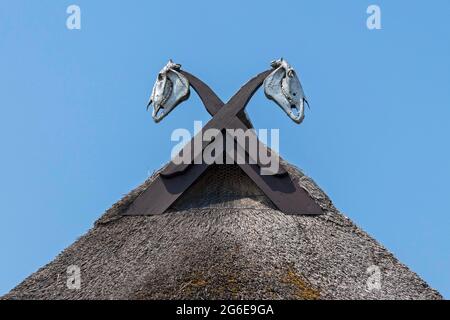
[
  {"x1": 161, "y1": 71, "x2": 286, "y2": 177},
  {"x1": 123, "y1": 70, "x2": 323, "y2": 216}
]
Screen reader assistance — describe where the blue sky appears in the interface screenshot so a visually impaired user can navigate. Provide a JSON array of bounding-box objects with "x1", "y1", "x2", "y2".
[{"x1": 0, "y1": 0, "x2": 449, "y2": 298}]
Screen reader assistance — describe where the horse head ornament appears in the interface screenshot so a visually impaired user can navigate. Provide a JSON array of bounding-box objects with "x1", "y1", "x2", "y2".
[
  {"x1": 263, "y1": 58, "x2": 309, "y2": 124},
  {"x1": 147, "y1": 60, "x2": 190, "y2": 123},
  {"x1": 147, "y1": 58, "x2": 309, "y2": 124}
]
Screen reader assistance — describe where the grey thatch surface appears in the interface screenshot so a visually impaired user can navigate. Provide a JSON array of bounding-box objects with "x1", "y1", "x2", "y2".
[{"x1": 3, "y1": 163, "x2": 442, "y2": 300}]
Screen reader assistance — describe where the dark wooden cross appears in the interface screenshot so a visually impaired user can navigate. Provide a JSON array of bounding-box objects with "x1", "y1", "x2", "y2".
[{"x1": 123, "y1": 70, "x2": 323, "y2": 216}]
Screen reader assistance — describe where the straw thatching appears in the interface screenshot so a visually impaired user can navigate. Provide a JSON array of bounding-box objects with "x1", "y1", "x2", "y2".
[{"x1": 2, "y1": 163, "x2": 442, "y2": 300}]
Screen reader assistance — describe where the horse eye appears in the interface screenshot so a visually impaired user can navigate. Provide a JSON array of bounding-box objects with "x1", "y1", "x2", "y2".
[{"x1": 158, "y1": 73, "x2": 164, "y2": 81}]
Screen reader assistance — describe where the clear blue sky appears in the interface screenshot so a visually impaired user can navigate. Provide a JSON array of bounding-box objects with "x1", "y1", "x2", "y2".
[{"x1": 1, "y1": 0, "x2": 449, "y2": 298}]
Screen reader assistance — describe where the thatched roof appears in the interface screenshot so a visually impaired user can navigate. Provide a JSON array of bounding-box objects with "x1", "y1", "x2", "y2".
[{"x1": 2, "y1": 163, "x2": 442, "y2": 300}]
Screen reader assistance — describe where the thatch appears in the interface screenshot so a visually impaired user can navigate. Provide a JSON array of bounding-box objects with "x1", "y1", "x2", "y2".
[{"x1": 2, "y1": 163, "x2": 442, "y2": 300}]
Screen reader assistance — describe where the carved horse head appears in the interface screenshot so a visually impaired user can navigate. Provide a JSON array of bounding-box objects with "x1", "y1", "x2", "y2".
[
  {"x1": 147, "y1": 60, "x2": 190, "y2": 123},
  {"x1": 147, "y1": 58, "x2": 309, "y2": 124},
  {"x1": 264, "y1": 58, "x2": 309, "y2": 124}
]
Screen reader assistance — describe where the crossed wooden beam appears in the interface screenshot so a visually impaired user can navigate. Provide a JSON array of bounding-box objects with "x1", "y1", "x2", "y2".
[{"x1": 123, "y1": 70, "x2": 323, "y2": 216}]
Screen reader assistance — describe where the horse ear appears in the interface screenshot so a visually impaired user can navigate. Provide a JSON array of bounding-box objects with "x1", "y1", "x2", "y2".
[
  {"x1": 167, "y1": 59, "x2": 181, "y2": 70},
  {"x1": 270, "y1": 59, "x2": 282, "y2": 68}
]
